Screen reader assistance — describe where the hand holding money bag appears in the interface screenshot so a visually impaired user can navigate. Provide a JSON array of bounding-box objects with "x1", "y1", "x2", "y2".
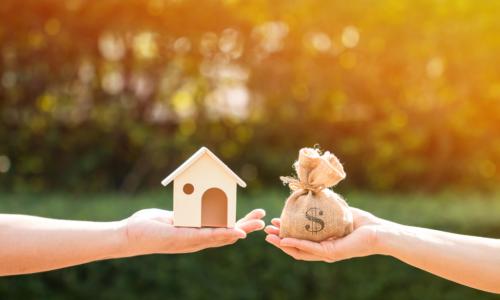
[{"x1": 279, "y1": 148, "x2": 353, "y2": 242}]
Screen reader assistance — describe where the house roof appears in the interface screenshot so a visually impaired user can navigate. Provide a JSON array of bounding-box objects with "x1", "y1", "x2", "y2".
[{"x1": 161, "y1": 147, "x2": 247, "y2": 188}]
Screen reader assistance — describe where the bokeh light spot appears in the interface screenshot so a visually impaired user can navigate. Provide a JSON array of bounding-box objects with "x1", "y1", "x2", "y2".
[
  {"x1": 426, "y1": 57, "x2": 445, "y2": 79},
  {"x1": 99, "y1": 32, "x2": 126, "y2": 61},
  {"x1": 37, "y1": 93, "x2": 57, "y2": 112},
  {"x1": 78, "y1": 61, "x2": 96, "y2": 83},
  {"x1": 44, "y1": 18, "x2": 61, "y2": 36},
  {"x1": 133, "y1": 32, "x2": 158, "y2": 59},
  {"x1": 171, "y1": 89, "x2": 195, "y2": 118},
  {"x1": 101, "y1": 70, "x2": 125, "y2": 95},
  {"x1": 341, "y1": 26, "x2": 360, "y2": 48},
  {"x1": 478, "y1": 160, "x2": 496, "y2": 179},
  {"x1": 205, "y1": 84, "x2": 250, "y2": 119},
  {"x1": 1, "y1": 71, "x2": 16, "y2": 89},
  {"x1": 219, "y1": 28, "x2": 243, "y2": 58},
  {"x1": 308, "y1": 32, "x2": 331, "y2": 52},
  {"x1": 0, "y1": 155, "x2": 11, "y2": 173},
  {"x1": 28, "y1": 31, "x2": 45, "y2": 49},
  {"x1": 173, "y1": 37, "x2": 191, "y2": 54},
  {"x1": 148, "y1": 102, "x2": 171, "y2": 123},
  {"x1": 252, "y1": 21, "x2": 289, "y2": 53},
  {"x1": 200, "y1": 32, "x2": 218, "y2": 57},
  {"x1": 65, "y1": 0, "x2": 83, "y2": 11}
]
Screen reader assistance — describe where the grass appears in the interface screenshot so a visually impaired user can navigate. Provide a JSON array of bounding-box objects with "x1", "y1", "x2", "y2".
[
  {"x1": 1, "y1": 189, "x2": 500, "y2": 300},
  {"x1": 1, "y1": 188, "x2": 500, "y2": 235}
]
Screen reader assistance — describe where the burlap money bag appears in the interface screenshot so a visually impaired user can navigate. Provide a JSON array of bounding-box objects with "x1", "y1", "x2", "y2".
[{"x1": 279, "y1": 148, "x2": 353, "y2": 242}]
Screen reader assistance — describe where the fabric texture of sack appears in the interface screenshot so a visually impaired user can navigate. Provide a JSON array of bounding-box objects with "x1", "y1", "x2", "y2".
[{"x1": 279, "y1": 148, "x2": 353, "y2": 242}]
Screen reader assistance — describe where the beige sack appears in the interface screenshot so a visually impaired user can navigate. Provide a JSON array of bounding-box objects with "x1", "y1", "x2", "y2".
[{"x1": 279, "y1": 148, "x2": 353, "y2": 242}]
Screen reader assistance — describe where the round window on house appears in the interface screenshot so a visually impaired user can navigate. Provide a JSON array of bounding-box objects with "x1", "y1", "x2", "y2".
[{"x1": 183, "y1": 183, "x2": 194, "y2": 195}]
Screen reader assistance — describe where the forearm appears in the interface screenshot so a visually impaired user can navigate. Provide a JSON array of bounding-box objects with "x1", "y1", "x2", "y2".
[
  {"x1": 0, "y1": 214, "x2": 128, "y2": 276},
  {"x1": 376, "y1": 223, "x2": 500, "y2": 293}
]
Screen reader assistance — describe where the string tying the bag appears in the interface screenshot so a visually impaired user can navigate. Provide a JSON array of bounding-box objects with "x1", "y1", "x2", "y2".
[{"x1": 280, "y1": 176, "x2": 325, "y2": 193}]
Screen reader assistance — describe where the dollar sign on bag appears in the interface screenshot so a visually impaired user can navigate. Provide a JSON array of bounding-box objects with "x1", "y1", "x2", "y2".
[{"x1": 305, "y1": 207, "x2": 325, "y2": 233}]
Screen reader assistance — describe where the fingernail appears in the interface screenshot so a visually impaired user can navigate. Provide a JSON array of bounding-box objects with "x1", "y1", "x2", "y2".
[{"x1": 252, "y1": 208, "x2": 266, "y2": 218}]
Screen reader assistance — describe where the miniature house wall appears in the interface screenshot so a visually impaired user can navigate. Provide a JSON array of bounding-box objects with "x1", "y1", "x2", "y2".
[{"x1": 161, "y1": 147, "x2": 246, "y2": 228}]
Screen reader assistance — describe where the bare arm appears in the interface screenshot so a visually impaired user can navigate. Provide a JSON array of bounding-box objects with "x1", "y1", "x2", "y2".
[
  {"x1": 265, "y1": 208, "x2": 500, "y2": 294},
  {"x1": 0, "y1": 208, "x2": 265, "y2": 276},
  {"x1": 0, "y1": 214, "x2": 125, "y2": 275},
  {"x1": 377, "y1": 223, "x2": 500, "y2": 293}
]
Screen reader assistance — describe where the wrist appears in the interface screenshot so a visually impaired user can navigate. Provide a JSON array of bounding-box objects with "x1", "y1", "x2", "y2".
[
  {"x1": 105, "y1": 220, "x2": 130, "y2": 259},
  {"x1": 372, "y1": 223, "x2": 404, "y2": 256},
  {"x1": 118, "y1": 214, "x2": 161, "y2": 257}
]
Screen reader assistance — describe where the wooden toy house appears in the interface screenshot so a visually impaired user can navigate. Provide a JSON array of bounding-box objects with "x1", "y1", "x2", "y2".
[{"x1": 161, "y1": 147, "x2": 246, "y2": 228}]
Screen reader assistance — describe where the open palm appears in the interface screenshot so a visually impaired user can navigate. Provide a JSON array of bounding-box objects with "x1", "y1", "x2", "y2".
[
  {"x1": 265, "y1": 208, "x2": 385, "y2": 262},
  {"x1": 125, "y1": 208, "x2": 265, "y2": 256}
]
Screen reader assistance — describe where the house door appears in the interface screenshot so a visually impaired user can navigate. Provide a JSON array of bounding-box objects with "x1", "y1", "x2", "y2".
[{"x1": 201, "y1": 188, "x2": 228, "y2": 227}]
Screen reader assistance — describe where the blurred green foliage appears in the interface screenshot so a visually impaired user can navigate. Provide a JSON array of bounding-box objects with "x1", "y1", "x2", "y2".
[
  {"x1": 0, "y1": 190, "x2": 499, "y2": 299},
  {"x1": 1, "y1": 0, "x2": 499, "y2": 192}
]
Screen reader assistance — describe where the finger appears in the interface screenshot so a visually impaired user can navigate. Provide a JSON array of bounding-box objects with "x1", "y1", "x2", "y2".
[
  {"x1": 271, "y1": 218, "x2": 281, "y2": 227},
  {"x1": 265, "y1": 234, "x2": 282, "y2": 247},
  {"x1": 237, "y1": 209, "x2": 266, "y2": 224},
  {"x1": 237, "y1": 219, "x2": 265, "y2": 233},
  {"x1": 264, "y1": 235, "x2": 308, "y2": 258},
  {"x1": 280, "y1": 238, "x2": 328, "y2": 257},
  {"x1": 199, "y1": 228, "x2": 246, "y2": 250},
  {"x1": 279, "y1": 247, "x2": 324, "y2": 261},
  {"x1": 218, "y1": 227, "x2": 247, "y2": 240},
  {"x1": 265, "y1": 235, "x2": 323, "y2": 262},
  {"x1": 202, "y1": 227, "x2": 246, "y2": 243},
  {"x1": 206, "y1": 236, "x2": 240, "y2": 249},
  {"x1": 264, "y1": 225, "x2": 280, "y2": 235}
]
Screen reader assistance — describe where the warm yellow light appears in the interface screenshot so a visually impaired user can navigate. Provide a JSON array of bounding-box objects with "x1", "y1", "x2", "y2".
[
  {"x1": 133, "y1": 32, "x2": 158, "y2": 59},
  {"x1": 426, "y1": 57, "x2": 445, "y2": 79},
  {"x1": 341, "y1": 26, "x2": 360, "y2": 48}
]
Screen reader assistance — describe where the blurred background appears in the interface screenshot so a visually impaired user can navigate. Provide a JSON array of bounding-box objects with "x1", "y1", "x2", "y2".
[{"x1": 0, "y1": 0, "x2": 499, "y2": 299}]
